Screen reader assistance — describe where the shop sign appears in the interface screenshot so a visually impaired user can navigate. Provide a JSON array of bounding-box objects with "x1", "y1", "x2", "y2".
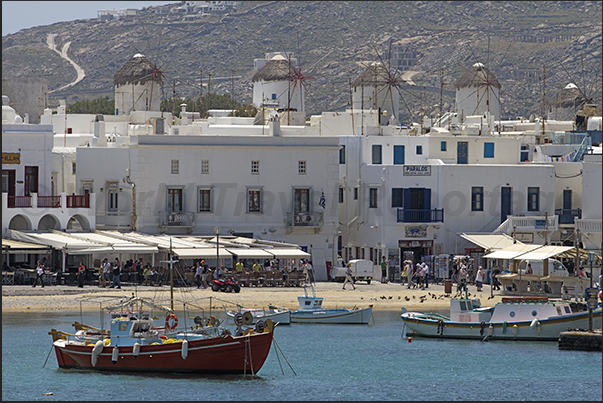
[
  {"x1": 403, "y1": 165, "x2": 430, "y2": 176},
  {"x1": 2, "y1": 153, "x2": 20, "y2": 164}
]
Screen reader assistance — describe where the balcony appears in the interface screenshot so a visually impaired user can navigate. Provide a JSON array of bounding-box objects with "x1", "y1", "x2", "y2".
[
  {"x1": 286, "y1": 211, "x2": 324, "y2": 227},
  {"x1": 37, "y1": 196, "x2": 61, "y2": 208},
  {"x1": 158, "y1": 211, "x2": 196, "y2": 228},
  {"x1": 555, "y1": 208, "x2": 581, "y2": 225},
  {"x1": 397, "y1": 208, "x2": 444, "y2": 223},
  {"x1": 96, "y1": 211, "x2": 133, "y2": 230},
  {"x1": 7, "y1": 196, "x2": 31, "y2": 208},
  {"x1": 6, "y1": 194, "x2": 90, "y2": 209}
]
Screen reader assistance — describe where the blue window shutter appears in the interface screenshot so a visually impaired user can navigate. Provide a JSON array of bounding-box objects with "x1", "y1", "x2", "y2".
[
  {"x1": 423, "y1": 188, "x2": 431, "y2": 210},
  {"x1": 403, "y1": 188, "x2": 411, "y2": 209},
  {"x1": 484, "y1": 142, "x2": 494, "y2": 158},
  {"x1": 393, "y1": 145, "x2": 405, "y2": 165}
]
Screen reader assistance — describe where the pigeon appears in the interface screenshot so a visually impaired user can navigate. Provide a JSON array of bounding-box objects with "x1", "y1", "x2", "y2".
[
  {"x1": 419, "y1": 299, "x2": 424, "y2": 303},
  {"x1": 405, "y1": 296, "x2": 410, "y2": 301},
  {"x1": 412, "y1": 295, "x2": 416, "y2": 299},
  {"x1": 398, "y1": 296, "x2": 401, "y2": 300},
  {"x1": 388, "y1": 296, "x2": 393, "y2": 300}
]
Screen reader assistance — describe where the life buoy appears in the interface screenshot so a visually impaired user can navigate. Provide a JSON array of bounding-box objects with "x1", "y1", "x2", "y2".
[{"x1": 165, "y1": 314, "x2": 178, "y2": 331}]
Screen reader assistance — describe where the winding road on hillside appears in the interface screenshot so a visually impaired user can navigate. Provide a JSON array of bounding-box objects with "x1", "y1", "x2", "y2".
[{"x1": 46, "y1": 33, "x2": 86, "y2": 93}]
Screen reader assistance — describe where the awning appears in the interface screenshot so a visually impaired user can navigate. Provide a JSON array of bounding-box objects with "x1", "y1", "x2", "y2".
[
  {"x1": 225, "y1": 248, "x2": 274, "y2": 258},
  {"x1": 556, "y1": 248, "x2": 602, "y2": 260},
  {"x1": 459, "y1": 233, "x2": 523, "y2": 251},
  {"x1": 513, "y1": 245, "x2": 574, "y2": 261},
  {"x1": 171, "y1": 248, "x2": 233, "y2": 259},
  {"x1": 63, "y1": 232, "x2": 158, "y2": 254},
  {"x1": 2, "y1": 238, "x2": 52, "y2": 254},
  {"x1": 483, "y1": 243, "x2": 540, "y2": 260},
  {"x1": 264, "y1": 248, "x2": 311, "y2": 258}
]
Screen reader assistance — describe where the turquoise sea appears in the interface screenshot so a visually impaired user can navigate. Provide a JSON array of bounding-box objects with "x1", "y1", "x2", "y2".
[{"x1": 2, "y1": 310, "x2": 601, "y2": 401}]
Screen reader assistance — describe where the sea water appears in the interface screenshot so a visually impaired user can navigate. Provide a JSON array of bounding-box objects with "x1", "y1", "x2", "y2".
[{"x1": 2, "y1": 310, "x2": 601, "y2": 401}]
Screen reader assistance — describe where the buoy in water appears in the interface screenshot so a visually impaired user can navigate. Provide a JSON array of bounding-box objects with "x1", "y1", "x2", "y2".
[
  {"x1": 42, "y1": 392, "x2": 53, "y2": 396},
  {"x1": 407, "y1": 336, "x2": 412, "y2": 343}
]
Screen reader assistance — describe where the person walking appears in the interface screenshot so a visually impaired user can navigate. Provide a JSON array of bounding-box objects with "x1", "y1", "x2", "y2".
[
  {"x1": 77, "y1": 261, "x2": 86, "y2": 288},
  {"x1": 380, "y1": 256, "x2": 388, "y2": 283},
  {"x1": 110, "y1": 258, "x2": 121, "y2": 289},
  {"x1": 337, "y1": 255, "x2": 344, "y2": 268},
  {"x1": 492, "y1": 267, "x2": 501, "y2": 291},
  {"x1": 305, "y1": 260, "x2": 315, "y2": 284},
  {"x1": 201, "y1": 264, "x2": 210, "y2": 288},
  {"x1": 32, "y1": 260, "x2": 46, "y2": 288},
  {"x1": 101, "y1": 258, "x2": 111, "y2": 288},
  {"x1": 401, "y1": 261, "x2": 409, "y2": 286},
  {"x1": 195, "y1": 262, "x2": 203, "y2": 288},
  {"x1": 475, "y1": 266, "x2": 484, "y2": 292},
  {"x1": 419, "y1": 263, "x2": 427, "y2": 290},
  {"x1": 343, "y1": 263, "x2": 356, "y2": 290}
]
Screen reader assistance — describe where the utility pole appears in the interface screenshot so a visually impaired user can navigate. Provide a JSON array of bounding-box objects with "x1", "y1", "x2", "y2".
[{"x1": 199, "y1": 69, "x2": 203, "y2": 119}]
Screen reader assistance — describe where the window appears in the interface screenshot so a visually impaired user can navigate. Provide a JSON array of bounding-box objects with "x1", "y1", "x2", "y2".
[
  {"x1": 298, "y1": 160, "x2": 306, "y2": 175},
  {"x1": 393, "y1": 145, "x2": 405, "y2": 165},
  {"x1": 248, "y1": 188, "x2": 262, "y2": 213},
  {"x1": 198, "y1": 188, "x2": 211, "y2": 212},
  {"x1": 294, "y1": 188, "x2": 310, "y2": 213},
  {"x1": 339, "y1": 187, "x2": 344, "y2": 203},
  {"x1": 353, "y1": 187, "x2": 358, "y2": 200},
  {"x1": 71, "y1": 161, "x2": 76, "y2": 175},
  {"x1": 369, "y1": 188, "x2": 378, "y2": 208},
  {"x1": 372, "y1": 144, "x2": 382, "y2": 164},
  {"x1": 81, "y1": 180, "x2": 93, "y2": 196},
  {"x1": 171, "y1": 159, "x2": 179, "y2": 174},
  {"x1": 251, "y1": 160, "x2": 259, "y2": 174},
  {"x1": 107, "y1": 182, "x2": 119, "y2": 212},
  {"x1": 271, "y1": 93, "x2": 277, "y2": 100},
  {"x1": 167, "y1": 188, "x2": 183, "y2": 212},
  {"x1": 471, "y1": 187, "x2": 483, "y2": 211},
  {"x1": 392, "y1": 188, "x2": 403, "y2": 207},
  {"x1": 416, "y1": 145, "x2": 422, "y2": 155},
  {"x1": 339, "y1": 145, "x2": 346, "y2": 164},
  {"x1": 484, "y1": 142, "x2": 494, "y2": 158},
  {"x1": 201, "y1": 160, "x2": 209, "y2": 174},
  {"x1": 441, "y1": 141, "x2": 447, "y2": 152},
  {"x1": 527, "y1": 187, "x2": 539, "y2": 211}
]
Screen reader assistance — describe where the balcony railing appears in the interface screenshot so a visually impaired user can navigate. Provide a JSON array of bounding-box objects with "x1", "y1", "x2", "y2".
[
  {"x1": 555, "y1": 208, "x2": 581, "y2": 225},
  {"x1": 397, "y1": 208, "x2": 444, "y2": 223},
  {"x1": 158, "y1": 211, "x2": 196, "y2": 227},
  {"x1": 7, "y1": 196, "x2": 31, "y2": 208},
  {"x1": 286, "y1": 211, "x2": 324, "y2": 227},
  {"x1": 67, "y1": 194, "x2": 90, "y2": 208},
  {"x1": 96, "y1": 211, "x2": 133, "y2": 229},
  {"x1": 38, "y1": 196, "x2": 61, "y2": 208}
]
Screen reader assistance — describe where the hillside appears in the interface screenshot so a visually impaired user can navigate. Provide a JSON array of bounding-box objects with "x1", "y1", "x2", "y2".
[{"x1": 2, "y1": 1, "x2": 602, "y2": 121}]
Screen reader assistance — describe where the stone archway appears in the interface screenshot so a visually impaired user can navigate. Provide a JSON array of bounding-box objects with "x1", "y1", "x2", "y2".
[
  {"x1": 67, "y1": 214, "x2": 91, "y2": 231},
  {"x1": 8, "y1": 214, "x2": 32, "y2": 231},
  {"x1": 38, "y1": 214, "x2": 60, "y2": 231}
]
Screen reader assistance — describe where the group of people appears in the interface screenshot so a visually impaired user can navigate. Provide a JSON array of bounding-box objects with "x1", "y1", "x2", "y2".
[{"x1": 402, "y1": 260, "x2": 430, "y2": 290}]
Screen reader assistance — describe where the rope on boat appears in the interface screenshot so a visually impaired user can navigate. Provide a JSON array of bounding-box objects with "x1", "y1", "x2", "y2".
[
  {"x1": 272, "y1": 337, "x2": 297, "y2": 376},
  {"x1": 42, "y1": 343, "x2": 54, "y2": 369},
  {"x1": 272, "y1": 338, "x2": 285, "y2": 375}
]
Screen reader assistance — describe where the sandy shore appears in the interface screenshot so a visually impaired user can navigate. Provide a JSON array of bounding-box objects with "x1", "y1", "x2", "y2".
[{"x1": 2, "y1": 281, "x2": 508, "y2": 313}]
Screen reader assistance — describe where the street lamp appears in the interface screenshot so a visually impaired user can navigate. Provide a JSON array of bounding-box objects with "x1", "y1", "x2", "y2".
[{"x1": 214, "y1": 226, "x2": 220, "y2": 273}]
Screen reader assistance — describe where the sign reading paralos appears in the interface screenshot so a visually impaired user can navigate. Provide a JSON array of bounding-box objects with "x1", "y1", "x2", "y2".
[
  {"x1": 2, "y1": 153, "x2": 20, "y2": 164},
  {"x1": 403, "y1": 165, "x2": 430, "y2": 176}
]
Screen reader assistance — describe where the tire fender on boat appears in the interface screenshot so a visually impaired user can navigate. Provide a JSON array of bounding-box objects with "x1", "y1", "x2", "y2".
[
  {"x1": 111, "y1": 346, "x2": 119, "y2": 364},
  {"x1": 181, "y1": 339, "x2": 188, "y2": 360},
  {"x1": 133, "y1": 342, "x2": 140, "y2": 358},
  {"x1": 91, "y1": 340, "x2": 104, "y2": 367}
]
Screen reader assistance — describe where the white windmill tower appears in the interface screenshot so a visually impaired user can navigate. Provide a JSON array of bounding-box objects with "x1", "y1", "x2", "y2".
[
  {"x1": 113, "y1": 53, "x2": 164, "y2": 115},
  {"x1": 454, "y1": 62, "x2": 501, "y2": 123},
  {"x1": 252, "y1": 53, "x2": 305, "y2": 113},
  {"x1": 351, "y1": 61, "x2": 400, "y2": 126}
]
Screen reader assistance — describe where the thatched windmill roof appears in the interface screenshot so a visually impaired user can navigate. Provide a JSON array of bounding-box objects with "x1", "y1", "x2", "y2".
[
  {"x1": 113, "y1": 54, "x2": 162, "y2": 86},
  {"x1": 351, "y1": 62, "x2": 391, "y2": 87},
  {"x1": 550, "y1": 83, "x2": 588, "y2": 108},
  {"x1": 454, "y1": 63, "x2": 501, "y2": 90},
  {"x1": 252, "y1": 55, "x2": 294, "y2": 82}
]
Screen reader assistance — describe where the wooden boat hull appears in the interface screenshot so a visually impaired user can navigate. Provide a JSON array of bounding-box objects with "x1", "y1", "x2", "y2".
[
  {"x1": 291, "y1": 306, "x2": 373, "y2": 324},
  {"x1": 53, "y1": 331, "x2": 273, "y2": 374},
  {"x1": 402, "y1": 309, "x2": 602, "y2": 341}
]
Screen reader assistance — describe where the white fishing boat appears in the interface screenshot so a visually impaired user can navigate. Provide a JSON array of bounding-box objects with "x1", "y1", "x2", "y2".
[
  {"x1": 270, "y1": 285, "x2": 373, "y2": 324},
  {"x1": 401, "y1": 287, "x2": 602, "y2": 341},
  {"x1": 226, "y1": 306, "x2": 291, "y2": 325}
]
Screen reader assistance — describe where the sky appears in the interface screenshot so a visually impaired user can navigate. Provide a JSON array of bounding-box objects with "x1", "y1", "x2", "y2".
[{"x1": 2, "y1": 1, "x2": 173, "y2": 36}]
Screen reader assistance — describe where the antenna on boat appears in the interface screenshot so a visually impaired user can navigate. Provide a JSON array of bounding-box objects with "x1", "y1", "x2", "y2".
[{"x1": 160, "y1": 237, "x2": 178, "y2": 310}]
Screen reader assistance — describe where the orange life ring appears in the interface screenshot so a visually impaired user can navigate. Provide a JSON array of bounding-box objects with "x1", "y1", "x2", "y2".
[
  {"x1": 160, "y1": 335, "x2": 168, "y2": 340},
  {"x1": 165, "y1": 313, "x2": 178, "y2": 331}
]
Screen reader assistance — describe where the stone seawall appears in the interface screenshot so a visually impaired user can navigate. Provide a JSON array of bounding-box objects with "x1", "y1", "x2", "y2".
[{"x1": 558, "y1": 330, "x2": 602, "y2": 352}]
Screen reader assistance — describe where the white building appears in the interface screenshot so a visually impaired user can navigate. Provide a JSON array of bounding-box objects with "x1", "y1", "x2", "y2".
[
  {"x1": 252, "y1": 53, "x2": 305, "y2": 113},
  {"x1": 455, "y1": 62, "x2": 501, "y2": 123}
]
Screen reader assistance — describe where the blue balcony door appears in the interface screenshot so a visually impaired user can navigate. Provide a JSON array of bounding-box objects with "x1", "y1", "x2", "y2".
[
  {"x1": 563, "y1": 189, "x2": 572, "y2": 210},
  {"x1": 404, "y1": 188, "x2": 431, "y2": 221},
  {"x1": 457, "y1": 141, "x2": 468, "y2": 164},
  {"x1": 501, "y1": 187, "x2": 512, "y2": 223}
]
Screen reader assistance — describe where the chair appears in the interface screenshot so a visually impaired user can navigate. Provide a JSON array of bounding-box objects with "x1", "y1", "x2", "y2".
[{"x1": 2, "y1": 272, "x2": 15, "y2": 285}]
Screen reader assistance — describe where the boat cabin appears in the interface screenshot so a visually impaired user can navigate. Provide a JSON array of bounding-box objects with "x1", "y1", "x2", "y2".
[
  {"x1": 489, "y1": 297, "x2": 573, "y2": 323},
  {"x1": 109, "y1": 317, "x2": 159, "y2": 346},
  {"x1": 449, "y1": 298, "x2": 493, "y2": 322},
  {"x1": 297, "y1": 284, "x2": 323, "y2": 310}
]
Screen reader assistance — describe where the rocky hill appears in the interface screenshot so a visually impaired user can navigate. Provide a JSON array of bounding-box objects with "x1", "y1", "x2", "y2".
[{"x1": 2, "y1": 1, "x2": 601, "y2": 121}]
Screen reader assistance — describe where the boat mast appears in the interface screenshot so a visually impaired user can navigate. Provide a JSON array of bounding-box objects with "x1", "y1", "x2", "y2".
[{"x1": 160, "y1": 237, "x2": 178, "y2": 311}]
